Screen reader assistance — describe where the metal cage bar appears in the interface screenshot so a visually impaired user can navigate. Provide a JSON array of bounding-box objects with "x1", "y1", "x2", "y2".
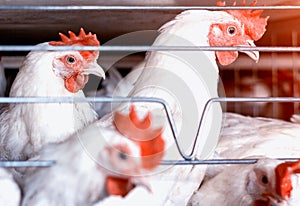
[
  {"x1": 1, "y1": 3, "x2": 300, "y2": 167},
  {"x1": 2, "y1": 45, "x2": 300, "y2": 52},
  {"x1": 0, "y1": 5, "x2": 300, "y2": 11},
  {"x1": 1, "y1": 96, "x2": 300, "y2": 165}
]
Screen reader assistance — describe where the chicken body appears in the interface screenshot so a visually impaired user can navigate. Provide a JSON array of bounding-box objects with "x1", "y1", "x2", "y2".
[
  {"x1": 0, "y1": 29, "x2": 105, "y2": 161},
  {"x1": 99, "y1": 7, "x2": 267, "y2": 205},
  {"x1": 22, "y1": 107, "x2": 163, "y2": 206},
  {"x1": 217, "y1": 113, "x2": 300, "y2": 159}
]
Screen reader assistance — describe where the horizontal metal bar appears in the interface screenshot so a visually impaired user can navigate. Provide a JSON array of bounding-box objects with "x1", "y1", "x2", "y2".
[
  {"x1": 1, "y1": 55, "x2": 145, "y2": 70},
  {"x1": 2, "y1": 96, "x2": 300, "y2": 161},
  {"x1": 0, "y1": 96, "x2": 170, "y2": 104},
  {"x1": 211, "y1": 97, "x2": 300, "y2": 103},
  {"x1": 189, "y1": 96, "x2": 300, "y2": 159},
  {"x1": 0, "y1": 96, "x2": 187, "y2": 160},
  {"x1": 0, "y1": 161, "x2": 55, "y2": 168},
  {"x1": 4, "y1": 54, "x2": 300, "y2": 71},
  {"x1": 1, "y1": 45, "x2": 300, "y2": 52},
  {"x1": 160, "y1": 158, "x2": 300, "y2": 165},
  {"x1": 4, "y1": 96, "x2": 299, "y2": 104},
  {"x1": 2, "y1": 96, "x2": 299, "y2": 162},
  {"x1": 0, "y1": 5, "x2": 299, "y2": 11}
]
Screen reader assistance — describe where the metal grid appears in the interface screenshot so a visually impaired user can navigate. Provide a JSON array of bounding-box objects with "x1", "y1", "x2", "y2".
[{"x1": 1, "y1": 4, "x2": 300, "y2": 167}]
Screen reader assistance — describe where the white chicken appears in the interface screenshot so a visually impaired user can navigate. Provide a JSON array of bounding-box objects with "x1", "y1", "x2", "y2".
[
  {"x1": 188, "y1": 112, "x2": 300, "y2": 205},
  {"x1": 0, "y1": 28, "x2": 105, "y2": 161},
  {"x1": 98, "y1": 1, "x2": 269, "y2": 205},
  {"x1": 22, "y1": 105, "x2": 165, "y2": 206},
  {"x1": 188, "y1": 158, "x2": 300, "y2": 206}
]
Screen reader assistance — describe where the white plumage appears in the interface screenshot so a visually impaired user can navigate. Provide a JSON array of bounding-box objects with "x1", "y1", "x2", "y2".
[
  {"x1": 0, "y1": 168, "x2": 21, "y2": 206},
  {"x1": 0, "y1": 38, "x2": 105, "y2": 161},
  {"x1": 217, "y1": 113, "x2": 300, "y2": 159}
]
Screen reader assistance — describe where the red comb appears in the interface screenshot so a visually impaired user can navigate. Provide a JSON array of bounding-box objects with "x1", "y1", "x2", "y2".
[
  {"x1": 49, "y1": 28, "x2": 100, "y2": 62},
  {"x1": 217, "y1": 0, "x2": 269, "y2": 41},
  {"x1": 114, "y1": 105, "x2": 165, "y2": 170},
  {"x1": 275, "y1": 159, "x2": 300, "y2": 199}
]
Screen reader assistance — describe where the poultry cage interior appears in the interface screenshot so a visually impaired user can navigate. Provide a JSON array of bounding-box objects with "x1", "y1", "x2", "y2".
[
  {"x1": 1, "y1": 0, "x2": 300, "y2": 121},
  {"x1": 1, "y1": 0, "x2": 300, "y2": 205}
]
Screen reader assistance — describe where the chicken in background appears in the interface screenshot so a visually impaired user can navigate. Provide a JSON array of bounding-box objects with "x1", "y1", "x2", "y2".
[
  {"x1": 0, "y1": 168, "x2": 21, "y2": 206},
  {"x1": 0, "y1": 28, "x2": 105, "y2": 162},
  {"x1": 221, "y1": 69, "x2": 300, "y2": 121},
  {"x1": 220, "y1": 70, "x2": 272, "y2": 118},
  {"x1": 0, "y1": 58, "x2": 6, "y2": 97},
  {"x1": 86, "y1": 67, "x2": 123, "y2": 117},
  {"x1": 22, "y1": 105, "x2": 165, "y2": 206},
  {"x1": 96, "y1": 1, "x2": 268, "y2": 205},
  {"x1": 188, "y1": 158, "x2": 300, "y2": 206}
]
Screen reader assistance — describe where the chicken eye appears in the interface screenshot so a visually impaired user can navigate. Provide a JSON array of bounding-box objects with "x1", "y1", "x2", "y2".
[
  {"x1": 118, "y1": 151, "x2": 128, "y2": 161},
  {"x1": 261, "y1": 175, "x2": 269, "y2": 184},
  {"x1": 227, "y1": 26, "x2": 236, "y2": 36},
  {"x1": 66, "y1": 56, "x2": 76, "y2": 64}
]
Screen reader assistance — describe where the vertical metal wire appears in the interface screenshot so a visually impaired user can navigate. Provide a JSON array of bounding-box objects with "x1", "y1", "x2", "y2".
[
  {"x1": 252, "y1": 60, "x2": 259, "y2": 116},
  {"x1": 271, "y1": 35, "x2": 279, "y2": 119},
  {"x1": 233, "y1": 63, "x2": 241, "y2": 113},
  {"x1": 292, "y1": 31, "x2": 299, "y2": 115}
]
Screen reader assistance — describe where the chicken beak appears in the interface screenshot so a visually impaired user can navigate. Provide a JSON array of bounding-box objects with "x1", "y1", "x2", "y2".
[
  {"x1": 241, "y1": 40, "x2": 260, "y2": 63},
  {"x1": 81, "y1": 62, "x2": 106, "y2": 79}
]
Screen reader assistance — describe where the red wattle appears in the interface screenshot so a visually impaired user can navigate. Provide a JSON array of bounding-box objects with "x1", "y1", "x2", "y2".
[
  {"x1": 106, "y1": 176, "x2": 135, "y2": 197},
  {"x1": 64, "y1": 74, "x2": 89, "y2": 93}
]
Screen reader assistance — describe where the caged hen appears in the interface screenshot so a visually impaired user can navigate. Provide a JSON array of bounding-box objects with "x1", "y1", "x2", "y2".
[
  {"x1": 22, "y1": 105, "x2": 165, "y2": 206},
  {"x1": 98, "y1": 1, "x2": 269, "y2": 205},
  {"x1": 188, "y1": 158, "x2": 300, "y2": 206},
  {"x1": 188, "y1": 112, "x2": 300, "y2": 206},
  {"x1": 107, "y1": 0, "x2": 269, "y2": 157},
  {"x1": 0, "y1": 28, "x2": 105, "y2": 161}
]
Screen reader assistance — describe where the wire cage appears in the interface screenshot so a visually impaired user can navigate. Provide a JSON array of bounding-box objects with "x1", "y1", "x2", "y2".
[
  {"x1": 2, "y1": 2, "x2": 300, "y2": 206},
  {"x1": 2, "y1": 1, "x2": 300, "y2": 121},
  {"x1": 1, "y1": 0, "x2": 300, "y2": 163}
]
